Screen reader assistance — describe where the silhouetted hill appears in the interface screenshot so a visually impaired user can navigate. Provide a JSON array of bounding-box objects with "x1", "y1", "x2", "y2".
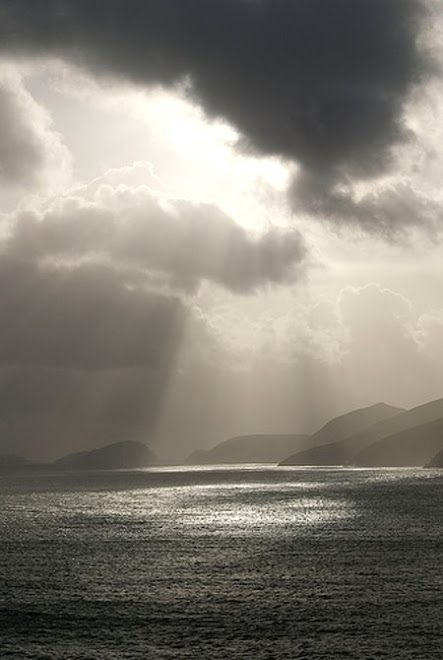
[
  {"x1": 56, "y1": 440, "x2": 158, "y2": 469},
  {"x1": 337, "y1": 396, "x2": 443, "y2": 466},
  {"x1": 353, "y1": 417, "x2": 443, "y2": 467},
  {"x1": 280, "y1": 403, "x2": 404, "y2": 465},
  {"x1": 187, "y1": 434, "x2": 310, "y2": 464},
  {"x1": 426, "y1": 448, "x2": 443, "y2": 468},
  {"x1": 311, "y1": 403, "x2": 405, "y2": 446}
]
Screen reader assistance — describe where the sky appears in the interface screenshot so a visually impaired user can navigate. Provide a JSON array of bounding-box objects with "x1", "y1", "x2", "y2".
[{"x1": 0, "y1": 0, "x2": 443, "y2": 462}]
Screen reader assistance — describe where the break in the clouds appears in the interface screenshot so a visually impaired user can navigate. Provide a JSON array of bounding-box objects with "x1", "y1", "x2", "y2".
[{"x1": 0, "y1": 0, "x2": 433, "y2": 228}]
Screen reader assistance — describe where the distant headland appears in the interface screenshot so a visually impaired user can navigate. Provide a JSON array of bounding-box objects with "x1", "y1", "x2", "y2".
[{"x1": 4, "y1": 395, "x2": 443, "y2": 471}]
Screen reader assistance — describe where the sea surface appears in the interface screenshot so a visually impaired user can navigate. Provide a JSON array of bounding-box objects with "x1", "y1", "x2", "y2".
[{"x1": 0, "y1": 466, "x2": 442, "y2": 659}]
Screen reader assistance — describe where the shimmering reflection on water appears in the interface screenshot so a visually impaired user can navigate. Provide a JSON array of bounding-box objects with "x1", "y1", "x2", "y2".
[{"x1": 1, "y1": 467, "x2": 442, "y2": 659}]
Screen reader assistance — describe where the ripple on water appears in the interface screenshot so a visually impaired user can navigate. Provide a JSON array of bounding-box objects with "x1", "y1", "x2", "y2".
[{"x1": 1, "y1": 467, "x2": 442, "y2": 659}]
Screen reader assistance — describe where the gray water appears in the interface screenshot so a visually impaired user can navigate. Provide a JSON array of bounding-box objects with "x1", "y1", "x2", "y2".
[{"x1": 0, "y1": 466, "x2": 442, "y2": 659}]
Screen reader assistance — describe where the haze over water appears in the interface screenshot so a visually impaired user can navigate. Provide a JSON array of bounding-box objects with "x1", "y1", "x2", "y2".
[{"x1": 1, "y1": 466, "x2": 442, "y2": 659}]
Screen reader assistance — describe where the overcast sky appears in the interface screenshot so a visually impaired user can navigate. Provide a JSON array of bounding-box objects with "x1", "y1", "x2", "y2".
[{"x1": 1, "y1": 0, "x2": 443, "y2": 461}]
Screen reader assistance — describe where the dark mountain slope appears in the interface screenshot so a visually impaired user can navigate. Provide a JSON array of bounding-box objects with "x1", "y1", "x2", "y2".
[
  {"x1": 56, "y1": 440, "x2": 157, "y2": 469},
  {"x1": 344, "y1": 396, "x2": 443, "y2": 451},
  {"x1": 281, "y1": 403, "x2": 404, "y2": 465},
  {"x1": 353, "y1": 417, "x2": 443, "y2": 467},
  {"x1": 310, "y1": 403, "x2": 405, "y2": 447},
  {"x1": 283, "y1": 396, "x2": 443, "y2": 466}
]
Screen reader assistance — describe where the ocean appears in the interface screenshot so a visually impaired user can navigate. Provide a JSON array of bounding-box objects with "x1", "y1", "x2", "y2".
[{"x1": 1, "y1": 466, "x2": 442, "y2": 659}]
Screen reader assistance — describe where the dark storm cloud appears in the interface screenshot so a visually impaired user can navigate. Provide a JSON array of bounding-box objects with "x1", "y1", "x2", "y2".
[
  {"x1": 0, "y1": 258, "x2": 185, "y2": 369},
  {"x1": 8, "y1": 190, "x2": 307, "y2": 292},
  {"x1": 0, "y1": 1, "x2": 430, "y2": 184},
  {"x1": 291, "y1": 173, "x2": 443, "y2": 236}
]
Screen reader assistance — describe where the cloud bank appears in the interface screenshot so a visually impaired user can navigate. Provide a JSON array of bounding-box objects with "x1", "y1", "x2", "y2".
[
  {"x1": 0, "y1": 173, "x2": 306, "y2": 458},
  {"x1": 7, "y1": 182, "x2": 306, "y2": 293}
]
